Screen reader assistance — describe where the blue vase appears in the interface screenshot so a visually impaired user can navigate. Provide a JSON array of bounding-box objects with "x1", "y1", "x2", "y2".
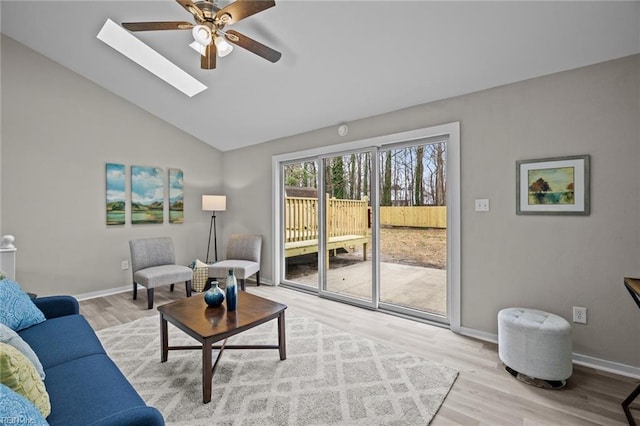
[
  {"x1": 204, "y1": 281, "x2": 224, "y2": 307},
  {"x1": 225, "y1": 269, "x2": 238, "y2": 311}
]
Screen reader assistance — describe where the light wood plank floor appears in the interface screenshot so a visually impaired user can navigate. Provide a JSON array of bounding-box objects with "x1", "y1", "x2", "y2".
[{"x1": 80, "y1": 285, "x2": 639, "y2": 425}]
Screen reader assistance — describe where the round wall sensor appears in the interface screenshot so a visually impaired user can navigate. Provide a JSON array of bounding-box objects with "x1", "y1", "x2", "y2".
[{"x1": 338, "y1": 124, "x2": 349, "y2": 137}]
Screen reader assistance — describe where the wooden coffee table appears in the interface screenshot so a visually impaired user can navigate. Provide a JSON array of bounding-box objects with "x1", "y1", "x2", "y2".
[{"x1": 157, "y1": 291, "x2": 287, "y2": 403}]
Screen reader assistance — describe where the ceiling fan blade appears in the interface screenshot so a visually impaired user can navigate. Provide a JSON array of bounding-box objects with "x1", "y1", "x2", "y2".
[
  {"x1": 216, "y1": 0, "x2": 276, "y2": 26},
  {"x1": 176, "y1": 0, "x2": 205, "y2": 22},
  {"x1": 201, "y1": 43, "x2": 216, "y2": 69},
  {"x1": 122, "y1": 21, "x2": 194, "y2": 32},
  {"x1": 225, "y1": 30, "x2": 281, "y2": 63}
]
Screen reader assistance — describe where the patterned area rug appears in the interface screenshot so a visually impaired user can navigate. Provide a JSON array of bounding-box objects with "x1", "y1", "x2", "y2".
[{"x1": 97, "y1": 313, "x2": 458, "y2": 425}]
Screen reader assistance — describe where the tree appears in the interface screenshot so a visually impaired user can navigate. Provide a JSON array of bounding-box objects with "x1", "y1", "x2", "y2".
[
  {"x1": 434, "y1": 143, "x2": 446, "y2": 206},
  {"x1": 349, "y1": 153, "x2": 356, "y2": 199},
  {"x1": 382, "y1": 151, "x2": 392, "y2": 206},
  {"x1": 414, "y1": 146, "x2": 424, "y2": 205},
  {"x1": 331, "y1": 157, "x2": 346, "y2": 199},
  {"x1": 362, "y1": 153, "x2": 369, "y2": 198}
]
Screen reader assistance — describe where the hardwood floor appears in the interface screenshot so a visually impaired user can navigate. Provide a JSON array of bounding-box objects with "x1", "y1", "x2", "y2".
[{"x1": 80, "y1": 285, "x2": 638, "y2": 425}]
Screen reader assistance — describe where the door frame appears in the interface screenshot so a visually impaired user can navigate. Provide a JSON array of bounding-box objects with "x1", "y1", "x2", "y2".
[{"x1": 272, "y1": 122, "x2": 461, "y2": 332}]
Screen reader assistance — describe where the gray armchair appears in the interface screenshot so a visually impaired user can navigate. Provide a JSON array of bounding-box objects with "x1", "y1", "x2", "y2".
[
  {"x1": 129, "y1": 237, "x2": 193, "y2": 309},
  {"x1": 208, "y1": 234, "x2": 262, "y2": 291}
]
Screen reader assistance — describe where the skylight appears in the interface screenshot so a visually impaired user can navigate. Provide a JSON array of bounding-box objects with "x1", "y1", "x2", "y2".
[{"x1": 97, "y1": 19, "x2": 206, "y2": 97}]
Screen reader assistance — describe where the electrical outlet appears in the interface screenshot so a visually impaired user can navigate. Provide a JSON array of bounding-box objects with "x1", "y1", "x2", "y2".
[
  {"x1": 573, "y1": 306, "x2": 587, "y2": 324},
  {"x1": 121, "y1": 260, "x2": 129, "y2": 270},
  {"x1": 475, "y1": 199, "x2": 490, "y2": 212}
]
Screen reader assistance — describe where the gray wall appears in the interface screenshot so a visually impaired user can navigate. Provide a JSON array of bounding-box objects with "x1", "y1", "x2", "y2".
[
  {"x1": 221, "y1": 55, "x2": 640, "y2": 367},
  {"x1": 0, "y1": 35, "x2": 224, "y2": 295},
  {"x1": 2, "y1": 34, "x2": 639, "y2": 368}
]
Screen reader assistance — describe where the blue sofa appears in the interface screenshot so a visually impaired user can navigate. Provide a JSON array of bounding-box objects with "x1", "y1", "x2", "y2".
[{"x1": 17, "y1": 296, "x2": 164, "y2": 426}]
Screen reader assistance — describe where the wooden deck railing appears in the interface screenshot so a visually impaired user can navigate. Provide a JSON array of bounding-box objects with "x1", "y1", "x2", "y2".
[
  {"x1": 284, "y1": 196, "x2": 446, "y2": 262},
  {"x1": 285, "y1": 195, "x2": 369, "y2": 260}
]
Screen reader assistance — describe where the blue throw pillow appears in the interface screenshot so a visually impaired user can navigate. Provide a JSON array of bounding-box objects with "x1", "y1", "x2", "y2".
[
  {"x1": 0, "y1": 383, "x2": 48, "y2": 425},
  {"x1": 0, "y1": 323, "x2": 45, "y2": 380},
  {"x1": 0, "y1": 279, "x2": 45, "y2": 331}
]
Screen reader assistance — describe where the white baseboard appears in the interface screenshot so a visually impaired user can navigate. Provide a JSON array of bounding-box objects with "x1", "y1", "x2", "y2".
[
  {"x1": 74, "y1": 285, "x2": 639, "y2": 379},
  {"x1": 459, "y1": 327, "x2": 640, "y2": 379},
  {"x1": 573, "y1": 353, "x2": 640, "y2": 379},
  {"x1": 459, "y1": 326, "x2": 498, "y2": 344},
  {"x1": 74, "y1": 285, "x2": 131, "y2": 301},
  {"x1": 74, "y1": 279, "x2": 276, "y2": 301}
]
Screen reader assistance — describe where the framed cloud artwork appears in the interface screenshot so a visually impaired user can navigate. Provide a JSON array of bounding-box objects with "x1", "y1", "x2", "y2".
[{"x1": 131, "y1": 166, "x2": 164, "y2": 224}]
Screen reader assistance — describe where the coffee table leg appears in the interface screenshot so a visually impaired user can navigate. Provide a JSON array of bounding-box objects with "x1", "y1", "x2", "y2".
[
  {"x1": 202, "y1": 339, "x2": 213, "y2": 403},
  {"x1": 278, "y1": 312, "x2": 286, "y2": 360},
  {"x1": 160, "y1": 314, "x2": 168, "y2": 362}
]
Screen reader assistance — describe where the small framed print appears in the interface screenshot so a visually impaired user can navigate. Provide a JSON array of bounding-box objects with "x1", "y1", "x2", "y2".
[{"x1": 516, "y1": 155, "x2": 590, "y2": 215}]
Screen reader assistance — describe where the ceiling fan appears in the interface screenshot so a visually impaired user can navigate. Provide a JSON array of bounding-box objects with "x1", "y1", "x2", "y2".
[{"x1": 122, "y1": 0, "x2": 281, "y2": 70}]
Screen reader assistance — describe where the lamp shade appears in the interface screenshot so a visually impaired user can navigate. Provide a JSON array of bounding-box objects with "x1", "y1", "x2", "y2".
[
  {"x1": 214, "y1": 36, "x2": 234, "y2": 57},
  {"x1": 192, "y1": 25, "x2": 212, "y2": 46},
  {"x1": 202, "y1": 195, "x2": 226, "y2": 211}
]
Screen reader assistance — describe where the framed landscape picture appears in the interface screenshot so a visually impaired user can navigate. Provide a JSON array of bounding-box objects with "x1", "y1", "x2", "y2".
[
  {"x1": 131, "y1": 166, "x2": 164, "y2": 224},
  {"x1": 516, "y1": 155, "x2": 590, "y2": 215},
  {"x1": 169, "y1": 168, "x2": 184, "y2": 224},
  {"x1": 106, "y1": 163, "x2": 125, "y2": 225}
]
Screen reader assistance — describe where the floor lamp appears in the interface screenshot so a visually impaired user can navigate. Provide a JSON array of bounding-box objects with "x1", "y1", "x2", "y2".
[{"x1": 202, "y1": 195, "x2": 226, "y2": 263}]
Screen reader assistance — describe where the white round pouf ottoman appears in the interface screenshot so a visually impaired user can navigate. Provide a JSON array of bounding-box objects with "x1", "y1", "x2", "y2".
[{"x1": 498, "y1": 308, "x2": 572, "y2": 389}]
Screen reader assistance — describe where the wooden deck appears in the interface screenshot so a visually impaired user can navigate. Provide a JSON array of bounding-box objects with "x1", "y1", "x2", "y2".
[
  {"x1": 285, "y1": 194, "x2": 369, "y2": 265},
  {"x1": 285, "y1": 234, "x2": 369, "y2": 259}
]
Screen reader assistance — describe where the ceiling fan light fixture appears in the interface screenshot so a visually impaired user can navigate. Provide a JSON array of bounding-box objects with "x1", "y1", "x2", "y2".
[
  {"x1": 189, "y1": 40, "x2": 207, "y2": 56},
  {"x1": 214, "y1": 36, "x2": 234, "y2": 57},
  {"x1": 192, "y1": 25, "x2": 212, "y2": 45}
]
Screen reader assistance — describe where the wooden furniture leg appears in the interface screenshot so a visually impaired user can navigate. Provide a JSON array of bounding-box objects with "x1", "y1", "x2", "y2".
[
  {"x1": 202, "y1": 339, "x2": 213, "y2": 403},
  {"x1": 278, "y1": 312, "x2": 287, "y2": 361},
  {"x1": 160, "y1": 315, "x2": 168, "y2": 362}
]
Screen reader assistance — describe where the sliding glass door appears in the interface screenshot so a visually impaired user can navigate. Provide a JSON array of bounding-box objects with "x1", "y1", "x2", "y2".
[
  {"x1": 320, "y1": 150, "x2": 375, "y2": 308},
  {"x1": 276, "y1": 124, "x2": 459, "y2": 327},
  {"x1": 378, "y1": 141, "x2": 447, "y2": 320},
  {"x1": 282, "y1": 160, "x2": 320, "y2": 292}
]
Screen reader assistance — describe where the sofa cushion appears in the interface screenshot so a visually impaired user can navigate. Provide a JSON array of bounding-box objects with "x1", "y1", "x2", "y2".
[
  {"x1": 18, "y1": 315, "x2": 105, "y2": 369},
  {"x1": 0, "y1": 323, "x2": 45, "y2": 380},
  {"x1": 0, "y1": 383, "x2": 48, "y2": 426},
  {"x1": 0, "y1": 342, "x2": 51, "y2": 418},
  {"x1": 44, "y1": 354, "x2": 153, "y2": 426},
  {"x1": 0, "y1": 279, "x2": 46, "y2": 331}
]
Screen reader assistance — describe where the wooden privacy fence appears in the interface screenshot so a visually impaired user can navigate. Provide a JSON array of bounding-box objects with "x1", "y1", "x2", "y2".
[
  {"x1": 285, "y1": 195, "x2": 369, "y2": 264},
  {"x1": 284, "y1": 196, "x2": 446, "y2": 264},
  {"x1": 380, "y1": 206, "x2": 447, "y2": 228}
]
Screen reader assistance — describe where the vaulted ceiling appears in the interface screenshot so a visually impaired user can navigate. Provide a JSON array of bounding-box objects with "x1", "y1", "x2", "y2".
[{"x1": 2, "y1": 1, "x2": 639, "y2": 152}]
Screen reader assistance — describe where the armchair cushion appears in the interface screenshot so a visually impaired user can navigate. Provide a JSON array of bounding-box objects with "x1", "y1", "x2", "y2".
[
  {"x1": 129, "y1": 237, "x2": 176, "y2": 271},
  {"x1": 208, "y1": 234, "x2": 262, "y2": 283},
  {"x1": 133, "y1": 265, "x2": 193, "y2": 288},
  {"x1": 208, "y1": 260, "x2": 260, "y2": 280}
]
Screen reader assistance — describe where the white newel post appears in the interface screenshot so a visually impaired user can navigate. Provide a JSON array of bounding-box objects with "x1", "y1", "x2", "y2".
[{"x1": 0, "y1": 235, "x2": 17, "y2": 280}]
